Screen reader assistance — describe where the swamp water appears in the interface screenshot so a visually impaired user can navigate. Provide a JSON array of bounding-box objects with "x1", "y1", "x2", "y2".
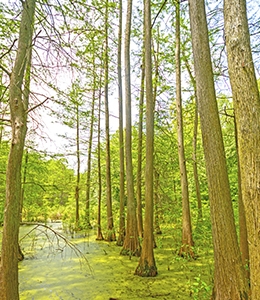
[{"x1": 2, "y1": 223, "x2": 213, "y2": 300}]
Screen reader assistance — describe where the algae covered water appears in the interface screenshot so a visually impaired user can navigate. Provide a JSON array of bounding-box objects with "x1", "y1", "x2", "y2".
[
  {"x1": 1, "y1": 223, "x2": 213, "y2": 299},
  {"x1": 18, "y1": 223, "x2": 185, "y2": 299}
]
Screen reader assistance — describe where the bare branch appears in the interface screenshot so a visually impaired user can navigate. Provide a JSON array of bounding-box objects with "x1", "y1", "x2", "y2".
[
  {"x1": 19, "y1": 223, "x2": 93, "y2": 273},
  {"x1": 0, "y1": 118, "x2": 11, "y2": 124},
  {"x1": 26, "y1": 97, "x2": 50, "y2": 113},
  {"x1": 0, "y1": 85, "x2": 9, "y2": 102},
  {"x1": 0, "y1": 39, "x2": 17, "y2": 61},
  {"x1": 151, "y1": 0, "x2": 168, "y2": 29},
  {"x1": 0, "y1": 64, "x2": 11, "y2": 77}
]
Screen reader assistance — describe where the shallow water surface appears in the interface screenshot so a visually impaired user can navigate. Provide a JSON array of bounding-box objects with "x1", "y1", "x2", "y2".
[{"x1": 1, "y1": 223, "x2": 213, "y2": 299}]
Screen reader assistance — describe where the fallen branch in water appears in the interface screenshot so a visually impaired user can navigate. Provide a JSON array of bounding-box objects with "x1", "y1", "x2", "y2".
[{"x1": 19, "y1": 222, "x2": 93, "y2": 274}]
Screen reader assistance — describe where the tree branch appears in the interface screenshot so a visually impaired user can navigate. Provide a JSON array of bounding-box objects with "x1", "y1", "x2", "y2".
[
  {"x1": 19, "y1": 222, "x2": 93, "y2": 272},
  {"x1": 151, "y1": 0, "x2": 187, "y2": 29},
  {"x1": 26, "y1": 97, "x2": 50, "y2": 113},
  {"x1": 151, "y1": 0, "x2": 168, "y2": 29},
  {"x1": 0, "y1": 39, "x2": 17, "y2": 61},
  {"x1": 0, "y1": 64, "x2": 11, "y2": 77}
]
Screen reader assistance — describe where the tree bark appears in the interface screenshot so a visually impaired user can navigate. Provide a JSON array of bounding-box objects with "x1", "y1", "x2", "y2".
[
  {"x1": 0, "y1": 1, "x2": 36, "y2": 299},
  {"x1": 224, "y1": 0, "x2": 260, "y2": 296},
  {"x1": 85, "y1": 38, "x2": 96, "y2": 230},
  {"x1": 75, "y1": 101, "x2": 80, "y2": 230},
  {"x1": 235, "y1": 121, "x2": 249, "y2": 279},
  {"x1": 188, "y1": 0, "x2": 249, "y2": 298},
  {"x1": 152, "y1": 27, "x2": 161, "y2": 236},
  {"x1": 136, "y1": 46, "x2": 145, "y2": 239},
  {"x1": 104, "y1": 0, "x2": 115, "y2": 241},
  {"x1": 135, "y1": 0, "x2": 157, "y2": 276},
  {"x1": 154, "y1": 169, "x2": 162, "y2": 234},
  {"x1": 20, "y1": 149, "x2": 29, "y2": 222},
  {"x1": 183, "y1": 56, "x2": 203, "y2": 221},
  {"x1": 175, "y1": 0, "x2": 194, "y2": 258},
  {"x1": 116, "y1": 0, "x2": 125, "y2": 246},
  {"x1": 121, "y1": 0, "x2": 140, "y2": 256},
  {"x1": 96, "y1": 72, "x2": 104, "y2": 241}
]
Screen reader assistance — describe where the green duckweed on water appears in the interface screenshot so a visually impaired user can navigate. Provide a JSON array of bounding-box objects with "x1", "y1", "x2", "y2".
[{"x1": 1, "y1": 222, "x2": 213, "y2": 300}]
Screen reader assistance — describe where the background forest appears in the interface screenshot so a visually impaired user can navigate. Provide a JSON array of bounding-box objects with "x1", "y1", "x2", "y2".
[{"x1": 0, "y1": 0, "x2": 260, "y2": 299}]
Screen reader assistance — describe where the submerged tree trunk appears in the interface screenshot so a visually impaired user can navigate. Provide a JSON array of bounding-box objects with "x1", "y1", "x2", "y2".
[
  {"x1": 121, "y1": 0, "x2": 140, "y2": 256},
  {"x1": 224, "y1": 0, "x2": 260, "y2": 296},
  {"x1": 0, "y1": 1, "x2": 36, "y2": 299},
  {"x1": 116, "y1": 0, "x2": 125, "y2": 246},
  {"x1": 135, "y1": 0, "x2": 157, "y2": 277},
  {"x1": 188, "y1": 0, "x2": 249, "y2": 298},
  {"x1": 175, "y1": 0, "x2": 194, "y2": 258}
]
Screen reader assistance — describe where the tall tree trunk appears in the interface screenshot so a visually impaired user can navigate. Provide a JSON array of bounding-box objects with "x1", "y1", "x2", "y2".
[
  {"x1": 154, "y1": 169, "x2": 162, "y2": 234},
  {"x1": 175, "y1": 0, "x2": 194, "y2": 258},
  {"x1": 192, "y1": 96, "x2": 202, "y2": 221},
  {"x1": 184, "y1": 56, "x2": 203, "y2": 221},
  {"x1": 188, "y1": 0, "x2": 249, "y2": 298},
  {"x1": 75, "y1": 102, "x2": 80, "y2": 230},
  {"x1": 136, "y1": 44, "x2": 145, "y2": 239},
  {"x1": 152, "y1": 27, "x2": 161, "y2": 236},
  {"x1": 96, "y1": 73, "x2": 104, "y2": 241},
  {"x1": 85, "y1": 40, "x2": 96, "y2": 230},
  {"x1": 104, "y1": 0, "x2": 116, "y2": 241},
  {"x1": 0, "y1": 1, "x2": 36, "y2": 299},
  {"x1": 224, "y1": 0, "x2": 260, "y2": 296},
  {"x1": 135, "y1": 0, "x2": 157, "y2": 276},
  {"x1": 121, "y1": 0, "x2": 140, "y2": 256},
  {"x1": 116, "y1": 0, "x2": 125, "y2": 246}
]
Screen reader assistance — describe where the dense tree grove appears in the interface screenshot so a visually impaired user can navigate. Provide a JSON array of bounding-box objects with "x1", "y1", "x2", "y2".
[{"x1": 0, "y1": 0, "x2": 260, "y2": 299}]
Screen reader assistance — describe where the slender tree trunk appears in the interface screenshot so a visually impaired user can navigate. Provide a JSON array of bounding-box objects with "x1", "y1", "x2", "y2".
[
  {"x1": 184, "y1": 57, "x2": 203, "y2": 221},
  {"x1": 104, "y1": 0, "x2": 116, "y2": 241},
  {"x1": 188, "y1": 0, "x2": 249, "y2": 298},
  {"x1": 224, "y1": 0, "x2": 260, "y2": 296},
  {"x1": 116, "y1": 0, "x2": 125, "y2": 246},
  {"x1": 20, "y1": 149, "x2": 29, "y2": 222},
  {"x1": 85, "y1": 40, "x2": 96, "y2": 230},
  {"x1": 152, "y1": 27, "x2": 159, "y2": 104},
  {"x1": 175, "y1": 0, "x2": 194, "y2": 257},
  {"x1": 75, "y1": 102, "x2": 80, "y2": 230},
  {"x1": 96, "y1": 74, "x2": 104, "y2": 241},
  {"x1": 136, "y1": 49, "x2": 145, "y2": 239},
  {"x1": 135, "y1": 0, "x2": 157, "y2": 276},
  {"x1": 152, "y1": 27, "x2": 162, "y2": 236},
  {"x1": 234, "y1": 121, "x2": 249, "y2": 279},
  {"x1": 121, "y1": 0, "x2": 140, "y2": 256},
  {"x1": 0, "y1": 1, "x2": 36, "y2": 299},
  {"x1": 136, "y1": 45, "x2": 145, "y2": 239},
  {"x1": 152, "y1": 31, "x2": 162, "y2": 236},
  {"x1": 192, "y1": 98, "x2": 202, "y2": 221},
  {"x1": 154, "y1": 169, "x2": 162, "y2": 234}
]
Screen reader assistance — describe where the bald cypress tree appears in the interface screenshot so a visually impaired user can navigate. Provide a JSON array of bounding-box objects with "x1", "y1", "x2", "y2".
[
  {"x1": 188, "y1": 0, "x2": 249, "y2": 298},
  {"x1": 224, "y1": 0, "x2": 260, "y2": 297},
  {"x1": 0, "y1": 1, "x2": 36, "y2": 299}
]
